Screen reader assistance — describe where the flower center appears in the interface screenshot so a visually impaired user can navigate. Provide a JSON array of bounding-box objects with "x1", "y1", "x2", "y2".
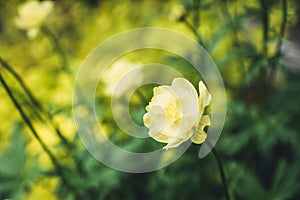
[{"x1": 165, "y1": 100, "x2": 180, "y2": 121}]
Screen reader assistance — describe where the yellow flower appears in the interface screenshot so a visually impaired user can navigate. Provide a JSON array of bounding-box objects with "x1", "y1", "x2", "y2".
[
  {"x1": 15, "y1": 0, "x2": 54, "y2": 38},
  {"x1": 169, "y1": 4, "x2": 186, "y2": 22},
  {"x1": 102, "y1": 59, "x2": 143, "y2": 98},
  {"x1": 143, "y1": 78, "x2": 211, "y2": 150}
]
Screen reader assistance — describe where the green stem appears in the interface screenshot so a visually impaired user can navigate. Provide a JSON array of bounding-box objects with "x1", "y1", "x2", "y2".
[
  {"x1": 269, "y1": 0, "x2": 287, "y2": 61},
  {"x1": 259, "y1": 0, "x2": 270, "y2": 106},
  {"x1": 183, "y1": 18, "x2": 203, "y2": 45},
  {"x1": 268, "y1": 0, "x2": 287, "y2": 86},
  {"x1": 40, "y1": 26, "x2": 69, "y2": 72},
  {"x1": 0, "y1": 57, "x2": 42, "y2": 111},
  {"x1": 0, "y1": 57, "x2": 85, "y2": 178},
  {"x1": 193, "y1": 0, "x2": 200, "y2": 28},
  {"x1": 219, "y1": 0, "x2": 231, "y2": 20},
  {"x1": 135, "y1": 89, "x2": 148, "y2": 104},
  {"x1": 219, "y1": 0, "x2": 247, "y2": 85},
  {"x1": 206, "y1": 141, "x2": 231, "y2": 200},
  {"x1": 0, "y1": 57, "x2": 71, "y2": 149},
  {"x1": 276, "y1": 0, "x2": 287, "y2": 58},
  {"x1": 0, "y1": 73, "x2": 73, "y2": 192},
  {"x1": 212, "y1": 147, "x2": 231, "y2": 200},
  {"x1": 260, "y1": 0, "x2": 269, "y2": 56}
]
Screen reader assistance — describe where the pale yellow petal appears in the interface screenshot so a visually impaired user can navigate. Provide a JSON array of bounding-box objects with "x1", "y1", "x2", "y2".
[
  {"x1": 102, "y1": 60, "x2": 143, "y2": 97},
  {"x1": 191, "y1": 115, "x2": 211, "y2": 144},
  {"x1": 199, "y1": 81, "x2": 211, "y2": 107},
  {"x1": 171, "y1": 78, "x2": 198, "y2": 100},
  {"x1": 16, "y1": 1, "x2": 54, "y2": 30},
  {"x1": 150, "y1": 131, "x2": 174, "y2": 143},
  {"x1": 162, "y1": 136, "x2": 185, "y2": 150},
  {"x1": 27, "y1": 28, "x2": 39, "y2": 38}
]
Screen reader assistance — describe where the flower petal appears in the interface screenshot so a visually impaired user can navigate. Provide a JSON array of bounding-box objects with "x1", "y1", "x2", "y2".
[
  {"x1": 171, "y1": 78, "x2": 198, "y2": 106},
  {"x1": 163, "y1": 129, "x2": 193, "y2": 150},
  {"x1": 149, "y1": 86, "x2": 175, "y2": 109},
  {"x1": 199, "y1": 81, "x2": 211, "y2": 106},
  {"x1": 143, "y1": 105, "x2": 166, "y2": 130},
  {"x1": 27, "y1": 28, "x2": 39, "y2": 38},
  {"x1": 191, "y1": 115, "x2": 211, "y2": 144},
  {"x1": 16, "y1": 1, "x2": 54, "y2": 29},
  {"x1": 150, "y1": 132, "x2": 175, "y2": 143},
  {"x1": 171, "y1": 77, "x2": 200, "y2": 119}
]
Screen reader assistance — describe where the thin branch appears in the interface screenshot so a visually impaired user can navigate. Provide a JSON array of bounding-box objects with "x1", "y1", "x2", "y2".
[
  {"x1": 0, "y1": 57, "x2": 85, "y2": 178},
  {"x1": 0, "y1": 57, "x2": 71, "y2": 149},
  {"x1": 40, "y1": 26, "x2": 69, "y2": 72},
  {"x1": 0, "y1": 57, "x2": 42, "y2": 111},
  {"x1": 212, "y1": 148, "x2": 231, "y2": 200},
  {"x1": 260, "y1": 0, "x2": 270, "y2": 55},
  {"x1": 206, "y1": 141, "x2": 231, "y2": 200},
  {"x1": 183, "y1": 18, "x2": 204, "y2": 46},
  {"x1": 218, "y1": 0, "x2": 247, "y2": 84},
  {"x1": 135, "y1": 89, "x2": 148, "y2": 105},
  {"x1": 0, "y1": 73, "x2": 73, "y2": 192},
  {"x1": 274, "y1": 0, "x2": 287, "y2": 59},
  {"x1": 259, "y1": 0, "x2": 270, "y2": 106},
  {"x1": 193, "y1": 0, "x2": 200, "y2": 28},
  {"x1": 268, "y1": 0, "x2": 288, "y2": 86}
]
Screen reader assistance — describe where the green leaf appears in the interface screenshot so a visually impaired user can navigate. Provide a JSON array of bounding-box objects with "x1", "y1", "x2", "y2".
[
  {"x1": 0, "y1": 122, "x2": 41, "y2": 198},
  {"x1": 270, "y1": 160, "x2": 300, "y2": 200}
]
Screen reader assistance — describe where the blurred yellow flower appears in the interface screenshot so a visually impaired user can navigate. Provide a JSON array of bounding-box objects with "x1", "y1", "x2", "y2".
[
  {"x1": 169, "y1": 4, "x2": 186, "y2": 22},
  {"x1": 143, "y1": 78, "x2": 211, "y2": 150},
  {"x1": 15, "y1": 0, "x2": 54, "y2": 38},
  {"x1": 102, "y1": 59, "x2": 143, "y2": 98}
]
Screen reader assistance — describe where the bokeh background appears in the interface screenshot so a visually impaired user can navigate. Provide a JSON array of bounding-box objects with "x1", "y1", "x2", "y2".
[{"x1": 0, "y1": 0, "x2": 300, "y2": 199}]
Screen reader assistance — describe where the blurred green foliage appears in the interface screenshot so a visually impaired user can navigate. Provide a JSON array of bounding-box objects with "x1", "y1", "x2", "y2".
[{"x1": 0, "y1": 0, "x2": 300, "y2": 199}]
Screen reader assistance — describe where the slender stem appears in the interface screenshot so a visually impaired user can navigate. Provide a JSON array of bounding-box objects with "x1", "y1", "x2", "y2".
[
  {"x1": 219, "y1": 0, "x2": 247, "y2": 86},
  {"x1": 276, "y1": 0, "x2": 287, "y2": 58},
  {"x1": 193, "y1": 0, "x2": 200, "y2": 28},
  {"x1": 219, "y1": 0, "x2": 231, "y2": 20},
  {"x1": 260, "y1": 0, "x2": 269, "y2": 56},
  {"x1": 0, "y1": 57, "x2": 72, "y2": 149},
  {"x1": 0, "y1": 73, "x2": 73, "y2": 192},
  {"x1": 40, "y1": 26, "x2": 69, "y2": 72},
  {"x1": 0, "y1": 57, "x2": 42, "y2": 111},
  {"x1": 259, "y1": 0, "x2": 270, "y2": 106},
  {"x1": 270, "y1": 0, "x2": 287, "y2": 61},
  {"x1": 0, "y1": 57, "x2": 85, "y2": 178},
  {"x1": 268, "y1": 0, "x2": 287, "y2": 86},
  {"x1": 212, "y1": 147, "x2": 231, "y2": 200},
  {"x1": 206, "y1": 141, "x2": 231, "y2": 200},
  {"x1": 135, "y1": 89, "x2": 148, "y2": 104},
  {"x1": 183, "y1": 18, "x2": 203, "y2": 45}
]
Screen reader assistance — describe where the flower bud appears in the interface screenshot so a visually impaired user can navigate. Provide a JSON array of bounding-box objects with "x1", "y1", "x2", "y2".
[
  {"x1": 15, "y1": 1, "x2": 54, "y2": 38},
  {"x1": 169, "y1": 4, "x2": 186, "y2": 22}
]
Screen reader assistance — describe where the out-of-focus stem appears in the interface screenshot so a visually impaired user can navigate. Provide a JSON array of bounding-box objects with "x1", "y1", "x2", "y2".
[
  {"x1": 277, "y1": 0, "x2": 287, "y2": 57},
  {"x1": 0, "y1": 72, "x2": 74, "y2": 193},
  {"x1": 135, "y1": 89, "x2": 148, "y2": 105},
  {"x1": 268, "y1": 0, "x2": 287, "y2": 86},
  {"x1": 0, "y1": 57, "x2": 71, "y2": 148},
  {"x1": 183, "y1": 18, "x2": 203, "y2": 46},
  {"x1": 0, "y1": 57, "x2": 42, "y2": 111},
  {"x1": 219, "y1": 0, "x2": 247, "y2": 85},
  {"x1": 260, "y1": 0, "x2": 269, "y2": 55},
  {"x1": 0, "y1": 57, "x2": 86, "y2": 178},
  {"x1": 212, "y1": 147, "x2": 231, "y2": 200},
  {"x1": 40, "y1": 26, "x2": 69, "y2": 72},
  {"x1": 259, "y1": 0, "x2": 270, "y2": 106},
  {"x1": 206, "y1": 141, "x2": 231, "y2": 200},
  {"x1": 193, "y1": 0, "x2": 200, "y2": 28}
]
